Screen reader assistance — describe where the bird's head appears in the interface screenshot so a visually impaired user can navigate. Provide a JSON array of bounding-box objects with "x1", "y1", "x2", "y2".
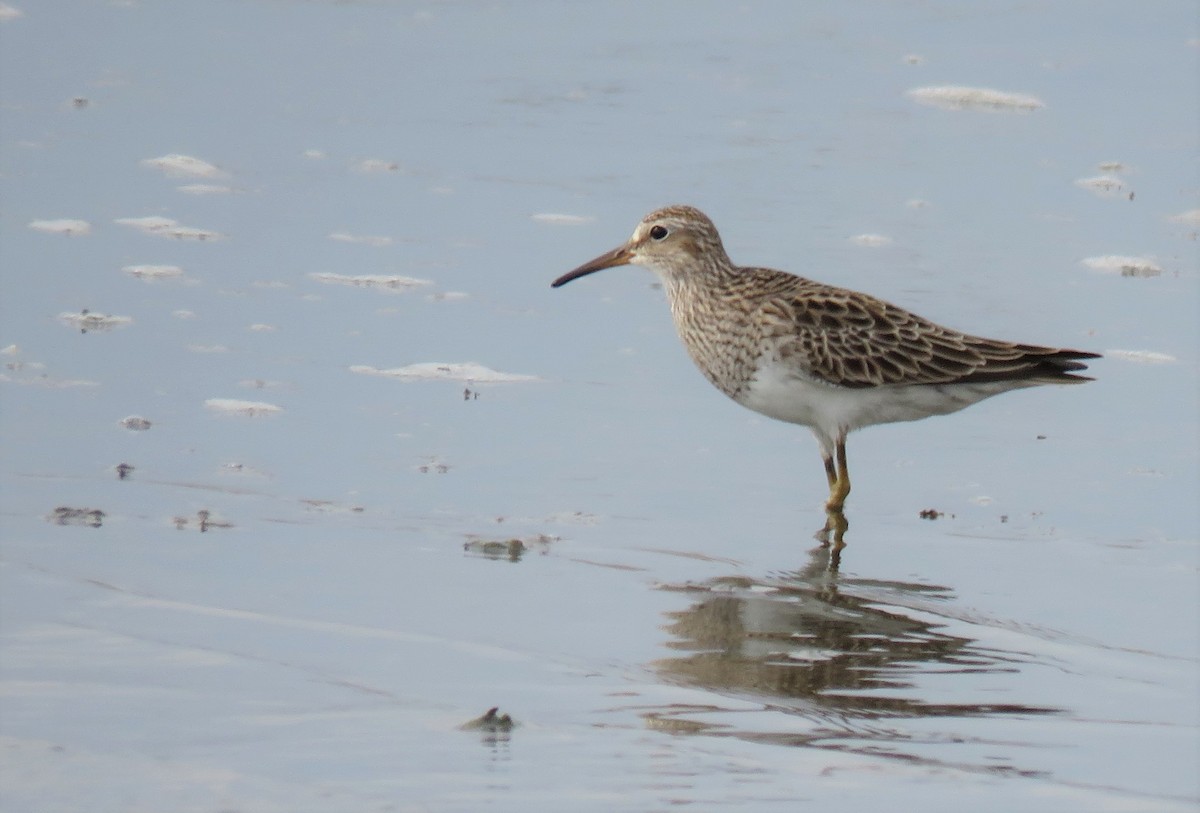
[{"x1": 552, "y1": 205, "x2": 728, "y2": 288}]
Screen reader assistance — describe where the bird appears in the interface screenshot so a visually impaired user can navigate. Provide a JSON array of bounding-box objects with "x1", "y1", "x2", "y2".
[{"x1": 551, "y1": 205, "x2": 1099, "y2": 517}]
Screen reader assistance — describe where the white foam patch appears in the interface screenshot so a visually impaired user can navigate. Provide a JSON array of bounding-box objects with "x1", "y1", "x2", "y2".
[
  {"x1": 907, "y1": 85, "x2": 1045, "y2": 112},
  {"x1": 115, "y1": 216, "x2": 224, "y2": 241},
  {"x1": 531, "y1": 213, "x2": 595, "y2": 225},
  {"x1": 0, "y1": 373, "x2": 98, "y2": 388},
  {"x1": 177, "y1": 183, "x2": 235, "y2": 195},
  {"x1": 204, "y1": 398, "x2": 283, "y2": 416},
  {"x1": 57, "y1": 311, "x2": 132, "y2": 332},
  {"x1": 309, "y1": 272, "x2": 432, "y2": 291},
  {"x1": 1074, "y1": 175, "x2": 1126, "y2": 197},
  {"x1": 122, "y1": 264, "x2": 184, "y2": 280},
  {"x1": 1168, "y1": 209, "x2": 1200, "y2": 226},
  {"x1": 1080, "y1": 256, "x2": 1162, "y2": 278},
  {"x1": 140, "y1": 153, "x2": 225, "y2": 178},
  {"x1": 350, "y1": 362, "x2": 539, "y2": 383},
  {"x1": 353, "y1": 158, "x2": 400, "y2": 173},
  {"x1": 1106, "y1": 350, "x2": 1176, "y2": 365},
  {"x1": 220, "y1": 461, "x2": 271, "y2": 478},
  {"x1": 849, "y1": 233, "x2": 892, "y2": 247},
  {"x1": 0, "y1": 4, "x2": 23, "y2": 21},
  {"x1": 29, "y1": 219, "x2": 91, "y2": 236},
  {"x1": 329, "y1": 232, "x2": 394, "y2": 247}
]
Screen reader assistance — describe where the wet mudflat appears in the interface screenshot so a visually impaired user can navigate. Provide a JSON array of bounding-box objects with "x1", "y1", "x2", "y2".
[{"x1": 1, "y1": 2, "x2": 1197, "y2": 811}]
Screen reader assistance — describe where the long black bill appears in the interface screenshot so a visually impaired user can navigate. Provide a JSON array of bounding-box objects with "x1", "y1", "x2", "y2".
[{"x1": 551, "y1": 245, "x2": 634, "y2": 288}]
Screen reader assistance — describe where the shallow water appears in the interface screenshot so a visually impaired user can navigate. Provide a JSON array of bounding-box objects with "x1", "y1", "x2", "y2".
[{"x1": 2, "y1": 2, "x2": 1197, "y2": 810}]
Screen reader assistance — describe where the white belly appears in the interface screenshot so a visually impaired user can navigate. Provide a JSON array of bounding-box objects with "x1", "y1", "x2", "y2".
[{"x1": 736, "y1": 359, "x2": 1032, "y2": 451}]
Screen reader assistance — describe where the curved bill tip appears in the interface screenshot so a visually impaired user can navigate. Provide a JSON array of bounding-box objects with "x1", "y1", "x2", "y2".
[{"x1": 551, "y1": 245, "x2": 634, "y2": 288}]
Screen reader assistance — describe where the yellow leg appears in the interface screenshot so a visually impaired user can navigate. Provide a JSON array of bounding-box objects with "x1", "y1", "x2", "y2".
[
  {"x1": 816, "y1": 434, "x2": 851, "y2": 551},
  {"x1": 822, "y1": 453, "x2": 838, "y2": 489},
  {"x1": 825, "y1": 436, "x2": 851, "y2": 512}
]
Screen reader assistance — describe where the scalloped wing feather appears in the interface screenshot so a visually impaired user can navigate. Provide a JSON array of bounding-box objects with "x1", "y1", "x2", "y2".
[{"x1": 753, "y1": 276, "x2": 1098, "y2": 389}]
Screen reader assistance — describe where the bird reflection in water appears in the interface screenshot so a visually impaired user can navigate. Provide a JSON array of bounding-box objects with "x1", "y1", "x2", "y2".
[{"x1": 649, "y1": 544, "x2": 1060, "y2": 764}]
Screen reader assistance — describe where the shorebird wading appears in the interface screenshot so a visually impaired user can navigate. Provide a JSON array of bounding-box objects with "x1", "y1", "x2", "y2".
[{"x1": 551, "y1": 205, "x2": 1099, "y2": 515}]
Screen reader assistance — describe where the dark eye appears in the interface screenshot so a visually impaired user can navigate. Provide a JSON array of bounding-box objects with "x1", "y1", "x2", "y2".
[{"x1": 649, "y1": 225, "x2": 669, "y2": 241}]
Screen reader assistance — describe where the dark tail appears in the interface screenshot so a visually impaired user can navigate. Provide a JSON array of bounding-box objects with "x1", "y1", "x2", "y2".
[
  {"x1": 961, "y1": 346, "x2": 1101, "y2": 385},
  {"x1": 1027, "y1": 348, "x2": 1102, "y2": 383}
]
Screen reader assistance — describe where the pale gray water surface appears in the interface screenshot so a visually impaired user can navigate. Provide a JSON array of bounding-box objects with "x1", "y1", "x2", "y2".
[{"x1": 2, "y1": 2, "x2": 1198, "y2": 810}]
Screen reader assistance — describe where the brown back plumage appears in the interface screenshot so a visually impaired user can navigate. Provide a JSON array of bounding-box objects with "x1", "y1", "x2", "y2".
[{"x1": 749, "y1": 272, "x2": 1100, "y2": 389}]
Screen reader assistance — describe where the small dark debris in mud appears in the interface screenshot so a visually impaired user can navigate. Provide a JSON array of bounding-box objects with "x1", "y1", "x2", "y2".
[
  {"x1": 173, "y1": 509, "x2": 233, "y2": 532},
  {"x1": 416, "y1": 457, "x2": 450, "y2": 474},
  {"x1": 120, "y1": 416, "x2": 152, "y2": 431},
  {"x1": 49, "y1": 507, "x2": 105, "y2": 527},
  {"x1": 459, "y1": 707, "x2": 516, "y2": 733},
  {"x1": 462, "y1": 387, "x2": 479, "y2": 401},
  {"x1": 115, "y1": 463, "x2": 135, "y2": 480},
  {"x1": 464, "y1": 538, "x2": 526, "y2": 560},
  {"x1": 299, "y1": 498, "x2": 365, "y2": 514},
  {"x1": 1036, "y1": 434, "x2": 1047, "y2": 440},
  {"x1": 463, "y1": 533, "x2": 556, "y2": 561},
  {"x1": 919, "y1": 508, "x2": 954, "y2": 520}
]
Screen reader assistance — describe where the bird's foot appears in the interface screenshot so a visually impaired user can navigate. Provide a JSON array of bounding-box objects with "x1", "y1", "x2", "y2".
[{"x1": 814, "y1": 508, "x2": 849, "y2": 551}]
